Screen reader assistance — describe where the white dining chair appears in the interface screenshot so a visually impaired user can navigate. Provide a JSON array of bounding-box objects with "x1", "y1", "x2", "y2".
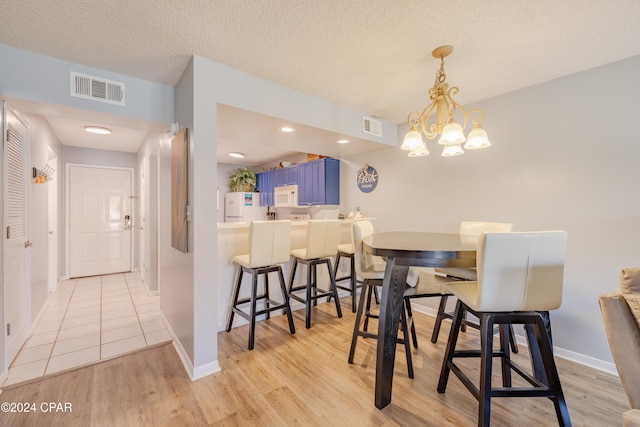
[
  {"x1": 347, "y1": 220, "x2": 417, "y2": 377},
  {"x1": 431, "y1": 221, "x2": 516, "y2": 351},
  {"x1": 287, "y1": 219, "x2": 343, "y2": 329},
  {"x1": 226, "y1": 220, "x2": 296, "y2": 350},
  {"x1": 437, "y1": 231, "x2": 570, "y2": 427}
]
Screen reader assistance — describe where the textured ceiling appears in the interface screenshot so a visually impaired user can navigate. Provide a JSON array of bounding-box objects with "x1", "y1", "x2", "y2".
[{"x1": 2, "y1": 1, "x2": 640, "y2": 160}]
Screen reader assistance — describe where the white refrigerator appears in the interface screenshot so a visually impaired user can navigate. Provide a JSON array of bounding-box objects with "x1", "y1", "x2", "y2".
[{"x1": 224, "y1": 192, "x2": 266, "y2": 222}]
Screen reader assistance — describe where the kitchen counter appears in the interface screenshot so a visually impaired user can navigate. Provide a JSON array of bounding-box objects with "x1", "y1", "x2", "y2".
[{"x1": 217, "y1": 220, "x2": 312, "y2": 229}]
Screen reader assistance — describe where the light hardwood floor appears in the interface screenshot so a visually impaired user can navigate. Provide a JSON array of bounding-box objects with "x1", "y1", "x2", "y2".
[{"x1": 0, "y1": 299, "x2": 630, "y2": 426}]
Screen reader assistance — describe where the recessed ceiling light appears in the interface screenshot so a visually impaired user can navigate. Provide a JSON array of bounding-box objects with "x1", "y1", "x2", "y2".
[
  {"x1": 279, "y1": 126, "x2": 295, "y2": 133},
  {"x1": 337, "y1": 139, "x2": 350, "y2": 144},
  {"x1": 228, "y1": 152, "x2": 245, "y2": 159},
  {"x1": 84, "y1": 125, "x2": 111, "y2": 135}
]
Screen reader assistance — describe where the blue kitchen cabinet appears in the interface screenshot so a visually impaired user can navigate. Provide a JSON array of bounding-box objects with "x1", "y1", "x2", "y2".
[
  {"x1": 285, "y1": 164, "x2": 298, "y2": 184},
  {"x1": 256, "y1": 170, "x2": 274, "y2": 206},
  {"x1": 297, "y1": 158, "x2": 340, "y2": 206},
  {"x1": 257, "y1": 160, "x2": 338, "y2": 206}
]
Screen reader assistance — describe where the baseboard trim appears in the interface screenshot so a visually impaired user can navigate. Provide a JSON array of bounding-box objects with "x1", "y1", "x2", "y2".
[
  {"x1": 0, "y1": 369, "x2": 8, "y2": 393},
  {"x1": 31, "y1": 298, "x2": 50, "y2": 335},
  {"x1": 409, "y1": 303, "x2": 619, "y2": 377},
  {"x1": 160, "y1": 312, "x2": 221, "y2": 381}
]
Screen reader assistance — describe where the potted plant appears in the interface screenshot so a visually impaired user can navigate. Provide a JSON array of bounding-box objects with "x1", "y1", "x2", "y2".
[{"x1": 229, "y1": 167, "x2": 256, "y2": 192}]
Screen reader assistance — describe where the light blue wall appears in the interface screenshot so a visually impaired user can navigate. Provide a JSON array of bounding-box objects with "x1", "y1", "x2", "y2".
[
  {"x1": 195, "y1": 59, "x2": 397, "y2": 147},
  {"x1": 160, "y1": 58, "x2": 196, "y2": 368},
  {"x1": 0, "y1": 43, "x2": 174, "y2": 125}
]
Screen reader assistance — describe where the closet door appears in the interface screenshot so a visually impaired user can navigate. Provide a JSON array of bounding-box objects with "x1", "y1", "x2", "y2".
[{"x1": 3, "y1": 102, "x2": 30, "y2": 365}]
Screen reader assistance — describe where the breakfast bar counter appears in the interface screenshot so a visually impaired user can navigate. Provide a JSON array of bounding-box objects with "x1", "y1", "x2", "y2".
[{"x1": 216, "y1": 220, "x2": 354, "y2": 331}]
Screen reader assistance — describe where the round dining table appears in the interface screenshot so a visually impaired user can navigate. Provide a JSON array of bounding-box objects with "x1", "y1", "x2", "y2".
[{"x1": 363, "y1": 231, "x2": 551, "y2": 409}]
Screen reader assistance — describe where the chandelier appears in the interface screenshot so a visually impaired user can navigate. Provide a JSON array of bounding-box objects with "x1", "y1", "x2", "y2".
[{"x1": 401, "y1": 45, "x2": 491, "y2": 157}]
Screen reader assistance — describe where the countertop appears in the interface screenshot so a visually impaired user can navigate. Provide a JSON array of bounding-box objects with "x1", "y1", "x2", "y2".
[{"x1": 217, "y1": 218, "x2": 367, "y2": 229}]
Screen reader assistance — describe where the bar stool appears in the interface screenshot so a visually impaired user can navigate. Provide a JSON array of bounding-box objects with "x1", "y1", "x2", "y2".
[
  {"x1": 333, "y1": 243, "x2": 359, "y2": 312},
  {"x1": 226, "y1": 220, "x2": 296, "y2": 350},
  {"x1": 437, "y1": 231, "x2": 570, "y2": 427},
  {"x1": 432, "y1": 221, "x2": 519, "y2": 354},
  {"x1": 348, "y1": 220, "x2": 417, "y2": 377},
  {"x1": 287, "y1": 219, "x2": 343, "y2": 329}
]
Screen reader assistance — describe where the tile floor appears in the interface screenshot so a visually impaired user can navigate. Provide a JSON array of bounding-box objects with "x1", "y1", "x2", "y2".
[{"x1": 2, "y1": 272, "x2": 172, "y2": 388}]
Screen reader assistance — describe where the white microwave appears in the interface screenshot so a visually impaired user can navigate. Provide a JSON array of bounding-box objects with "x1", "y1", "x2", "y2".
[{"x1": 274, "y1": 184, "x2": 298, "y2": 207}]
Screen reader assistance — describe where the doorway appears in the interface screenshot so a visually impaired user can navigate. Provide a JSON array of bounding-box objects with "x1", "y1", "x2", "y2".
[{"x1": 67, "y1": 165, "x2": 133, "y2": 278}]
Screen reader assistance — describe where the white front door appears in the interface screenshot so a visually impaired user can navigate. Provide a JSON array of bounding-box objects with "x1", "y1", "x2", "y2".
[
  {"x1": 69, "y1": 166, "x2": 132, "y2": 278},
  {"x1": 3, "y1": 103, "x2": 30, "y2": 365}
]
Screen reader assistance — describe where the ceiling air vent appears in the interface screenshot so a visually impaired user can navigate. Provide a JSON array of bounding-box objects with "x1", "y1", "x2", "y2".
[
  {"x1": 362, "y1": 116, "x2": 382, "y2": 137},
  {"x1": 70, "y1": 71, "x2": 125, "y2": 106}
]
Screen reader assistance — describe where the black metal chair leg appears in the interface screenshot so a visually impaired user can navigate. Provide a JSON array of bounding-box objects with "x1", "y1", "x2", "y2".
[
  {"x1": 264, "y1": 272, "x2": 270, "y2": 320},
  {"x1": 438, "y1": 300, "x2": 466, "y2": 393},
  {"x1": 287, "y1": 258, "x2": 298, "y2": 294},
  {"x1": 405, "y1": 298, "x2": 419, "y2": 349},
  {"x1": 533, "y1": 315, "x2": 571, "y2": 426},
  {"x1": 349, "y1": 255, "x2": 357, "y2": 312},
  {"x1": 508, "y1": 324, "x2": 519, "y2": 353},
  {"x1": 400, "y1": 307, "x2": 414, "y2": 378},
  {"x1": 328, "y1": 253, "x2": 342, "y2": 304},
  {"x1": 277, "y1": 266, "x2": 296, "y2": 335},
  {"x1": 305, "y1": 262, "x2": 313, "y2": 329},
  {"x1": 478, "y1": 313, "x2": 495, "y2": 427},
  {"x1": 431, "y1": 294, "x2": 449, "y2": 343},
  {"x1": 363, "y1": 284, "x2": 375, "y2": 332},
  {"x1": 327, "y1": 259, "x2": 343, "y2": 318},
  {"x1": 226, "y1": 266, "x2": 243, "y2": 332},
  {"x1": 499, "y1": 324, "x2": 512, "y2": 387},
  {"x1": 349, "y1": 280, "x2": 370, "y2": 363},
  {"x1": 248, "y1": 273, "x2": 259, "y2": 350}
]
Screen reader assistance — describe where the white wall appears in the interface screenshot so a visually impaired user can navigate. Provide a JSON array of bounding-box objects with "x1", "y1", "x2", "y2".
[
  {"x1": 340, "y1": 55, "x2": 640, "y2": 365},
  {"x1": 27, "y1": 115, "x2": 63, "y2": 321},
  {"x1": 137, "y1": 134, "x2": 162, "y2": 292}
]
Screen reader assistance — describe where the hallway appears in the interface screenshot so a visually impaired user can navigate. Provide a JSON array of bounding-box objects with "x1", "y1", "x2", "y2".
[{"x1": 2, "y1": 272, "x2": 171, "y2": 388}]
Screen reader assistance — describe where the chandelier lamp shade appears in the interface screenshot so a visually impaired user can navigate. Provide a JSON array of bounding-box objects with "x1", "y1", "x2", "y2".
[{"x1": 401, "y1": 45, "x2": 492, "y2": 157}]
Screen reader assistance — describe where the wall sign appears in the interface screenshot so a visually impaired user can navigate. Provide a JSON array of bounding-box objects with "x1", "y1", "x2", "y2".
[{"x1": 357, "y1": 164, "x2": 378, "y2": 193}]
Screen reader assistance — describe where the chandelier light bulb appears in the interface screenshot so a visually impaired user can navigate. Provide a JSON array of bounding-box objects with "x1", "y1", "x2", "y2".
[
  {"x1": 408, "y1": 143, "x2": 430, "y2": 157},
  {"x1": 438, "y1": 119, "x2": 466, "y2": 146},
  {"x1": 400, "y1": 129, "x2": 424, "y2": 151},
  {"x1": 441, "y1": 144, "x2": 464, "y2": 157},
  {"x1": 464, "y1": 125, "x2": 492, "y2": 149}
]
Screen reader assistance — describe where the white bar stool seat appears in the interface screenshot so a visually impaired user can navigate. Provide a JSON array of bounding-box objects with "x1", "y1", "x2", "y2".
[
  {"x1": 225, "y1": 220, "x2": 296, "y2": 350},
  {"x1": 431, "y1": 221, "x2": 517, "y2": 354},
  {"x1": 287, "y1": 220, "x2": 343, "y2": 329}
]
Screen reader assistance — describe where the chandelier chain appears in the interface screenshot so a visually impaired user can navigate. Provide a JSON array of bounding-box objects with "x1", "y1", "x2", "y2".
[{"x1": 434, "y1": 56, "x2": 447, "y2": 86}]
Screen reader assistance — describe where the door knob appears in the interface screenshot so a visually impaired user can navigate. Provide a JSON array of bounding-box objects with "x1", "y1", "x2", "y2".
[{"x1": 24, "y1": 241, "x2": 33, "y2": 248}]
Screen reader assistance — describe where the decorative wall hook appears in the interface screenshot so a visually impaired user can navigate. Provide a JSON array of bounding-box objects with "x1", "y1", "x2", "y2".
[{"x1": 33, "y1": 165, "x2": 54, "y2": 184}]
